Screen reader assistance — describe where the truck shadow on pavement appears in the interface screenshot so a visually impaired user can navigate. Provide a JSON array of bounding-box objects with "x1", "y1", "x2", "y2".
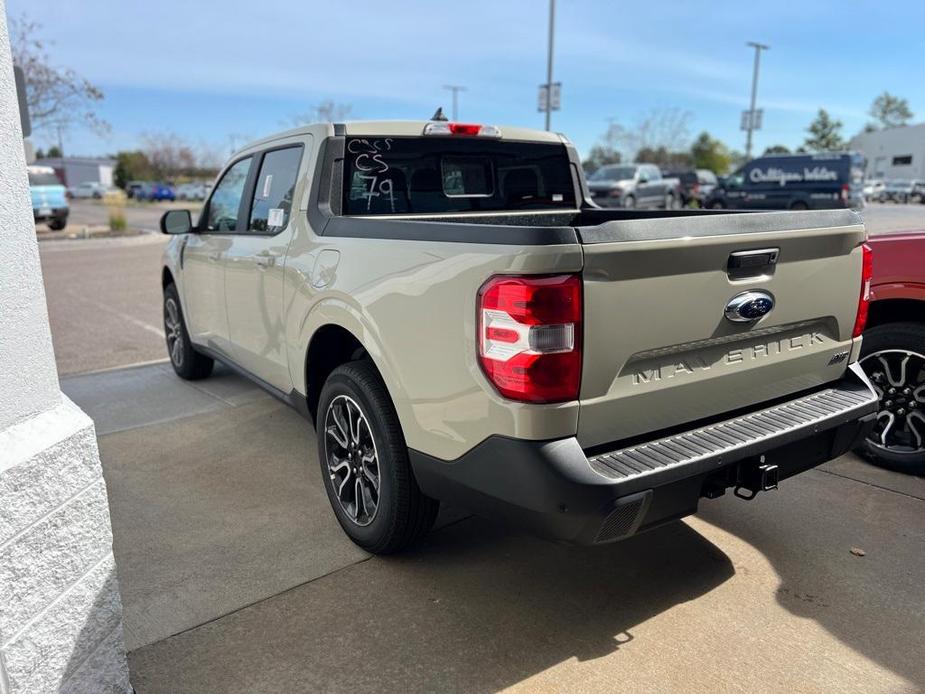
[
  {"x1": 695, "y1": 469, "x2": 925, "y2": 688},
  {"x1": 128, "y1": 516, "x2": 734, "y2": 692}
]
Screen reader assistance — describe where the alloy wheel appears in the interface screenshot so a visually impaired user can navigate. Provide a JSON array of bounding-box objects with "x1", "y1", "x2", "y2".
[
  {"x1": 324, "y1": 394, "x2": 381, "y2": 526},
  {"x1": 860, "y1": 349, "x2": 925, "y2": 455},
  {"x1": 164, "y1": 297, "x2": 184, "y2": 368}
]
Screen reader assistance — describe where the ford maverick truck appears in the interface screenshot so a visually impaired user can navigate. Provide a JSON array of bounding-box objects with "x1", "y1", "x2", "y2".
[{"x1": 160, "y1": 120, "x2": 878, "y2": 553}]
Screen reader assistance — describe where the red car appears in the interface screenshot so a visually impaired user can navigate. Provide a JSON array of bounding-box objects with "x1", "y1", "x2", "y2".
[{"x1": 859, "y1": 232, "x2": 925, "y2": 474}]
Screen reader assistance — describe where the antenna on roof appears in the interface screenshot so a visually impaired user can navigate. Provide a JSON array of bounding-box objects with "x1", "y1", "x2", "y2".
[{"x1": 430, "y1": 107, "x2": 448, "y2": 122}]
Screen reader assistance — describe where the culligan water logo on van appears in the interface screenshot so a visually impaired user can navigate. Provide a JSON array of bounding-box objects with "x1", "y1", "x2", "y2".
[{"x1": 749, "y1": 166, "x2": 839, "y2": 187}]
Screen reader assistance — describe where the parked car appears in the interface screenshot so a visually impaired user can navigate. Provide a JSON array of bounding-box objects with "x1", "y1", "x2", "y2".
[
  {"x1": 705, "y1": 152, "x2": 865, "y2": 210},
  {"x1": 879, "y1": 179, "x2": 917, "y2": 204},
  {"x1": 136, "y1": 182, "x2": 176, "y2": 202},
  {"x1": 158, "y1": 120, "x2": 877, "y2": 553},
  {"x1": 586, "y1": 163, "x2": 681, "y2": 209},
  {"x1": 28, "y1": 165, "x2": 68, "y2": 231},
  {"x1": 863, "y1": 179, "x2": 885, "y2": 201},
  {"x1": 68, "y1": 181, "x2": 106, "y2": 199},
  {"x1": 176, "y1": 182, "x2": 210, "y2": 201},
  {"x1": 858, "y1": 232, "x2": 925, "y2": 475},
  {"x1": 126, "y1": 181, "x2": 145, "y2": 199},
  {"x1": 662, "y1": 168, "x2": 719, "y2": 207}
]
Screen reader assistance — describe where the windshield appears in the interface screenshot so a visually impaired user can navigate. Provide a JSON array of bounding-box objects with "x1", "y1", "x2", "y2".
[
  {"x1": 588, "y1": 165, "x2": 636, "y2": 182},
  {"x1": 342, "y1": 137, "x2": 576, "y2": 215},
  {"x1": 28, "y1": 171, "x2": 62, "y2": 186}
]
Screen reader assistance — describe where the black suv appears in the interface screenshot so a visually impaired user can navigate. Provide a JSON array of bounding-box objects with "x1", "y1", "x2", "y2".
[{"x1": 706, "y1": 153, "x2": 865, "y2": 210}]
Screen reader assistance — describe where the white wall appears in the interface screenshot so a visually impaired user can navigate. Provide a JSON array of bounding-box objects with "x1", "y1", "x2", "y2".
[
  {"x1": 0, "y1": 3, "x2": 131, "y2": 691},
  {"x1": 849, "y1": 123, "x2": 925, "y2": 180}
]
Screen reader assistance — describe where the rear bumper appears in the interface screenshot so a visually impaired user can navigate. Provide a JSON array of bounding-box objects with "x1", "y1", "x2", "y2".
[
  {"x1": 409, "y1": 363, "x2": 878, "y2": 545},
  {"x1": 33, "y1": 207, "x2": 68, "y2": 221}
]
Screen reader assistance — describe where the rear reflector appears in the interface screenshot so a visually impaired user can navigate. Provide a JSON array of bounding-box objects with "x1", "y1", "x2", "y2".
[
  {"x1": 478, "y1": 274, "x2": 582, "y2": 403},
  {"x1": 852, "y1": 243, "x2": 873, "y2": 338},
  {"x1": 423, "y1": 122, "x2": 502, "y2": 138}
]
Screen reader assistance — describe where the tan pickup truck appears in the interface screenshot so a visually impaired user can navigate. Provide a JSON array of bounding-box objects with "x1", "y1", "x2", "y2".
[{"x1": 160, "y1": 119, "x2": 878, "y2": 553}]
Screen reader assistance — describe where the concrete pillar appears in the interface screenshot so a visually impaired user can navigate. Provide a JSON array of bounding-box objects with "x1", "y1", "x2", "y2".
[{"x1": 0, "y1": 5, "x2": 131, "y2": 693}]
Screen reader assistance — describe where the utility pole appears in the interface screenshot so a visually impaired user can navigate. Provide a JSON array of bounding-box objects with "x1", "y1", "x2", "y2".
[
  {"x1": 744, "y1": 41, "x2": 769, "y2": 159},
  {"x1": 544, "y1": 0, "x2": 556, "y2": 131},
  {"x1": 442, "y1": 85, "x2": 467, "y2": 121}
]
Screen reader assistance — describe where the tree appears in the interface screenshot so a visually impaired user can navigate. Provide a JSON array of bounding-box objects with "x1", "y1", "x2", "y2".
[
  {"x1": 288, "y1": 100, "x2": 353, "y2": 125},
  {"x1": 34, "y1": 147, "x2": 45, "y2": 159},
  {"x1": 9, "y1": 15, "x2": 108, "y2": 136},
  {"x1": 803, "y1": 109, "x2": 844, "y2": 152},
  {"x1": 46, "y1": 145, "x2": 62, "y2": 158},
  {"x1": 868, "y1": 92, "x2": 913, "y2": 130},
  {"x1": 763, "y1": 144, "x2": 791, "y2": 155},
  {"x1": 113, "y1": 151, "x2": 154, "y2": 189},
  {"x1": 582, "y1": 145, "x2": 621, "y2": 175},
  {"x1": 599, "y1": 108, "x2": 693, "y2": 162},
  {"x1": 689, "y1": 132, "x2": 732, "y2": 172}
]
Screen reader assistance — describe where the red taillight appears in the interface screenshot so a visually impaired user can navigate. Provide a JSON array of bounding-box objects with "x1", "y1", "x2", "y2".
[
  {"x1": 448, "y1": 123, "x2": 482, "y2": 135},
  {"x1": 852, "y1": 243, "x2": 873, "y2": 338},
  {"x1": 477, "y1": 274, "x2": 582, "y2": 403},
  {"x1": 841, "y1": 183, "x2": 850, "y2": 204}
]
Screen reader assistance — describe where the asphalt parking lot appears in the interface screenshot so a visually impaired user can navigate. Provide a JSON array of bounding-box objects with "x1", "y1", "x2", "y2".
[{"x1": 38, "y1": 203, "x2": 925, "y2": 692}]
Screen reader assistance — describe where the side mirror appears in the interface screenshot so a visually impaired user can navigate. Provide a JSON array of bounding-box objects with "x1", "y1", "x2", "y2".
[
  {"x1": 638, "y1": 175, "x2": 648, "y2": 184},
  {"x1": 160, "y1": 209, "x2": 193, "y2": 235}
]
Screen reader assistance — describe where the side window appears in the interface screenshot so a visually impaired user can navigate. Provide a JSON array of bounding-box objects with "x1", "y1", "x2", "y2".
[
  {"x1": 249, "y1": 146, "x2": 303, "y2": 233},
  {"x1": 649, "y1": 166, "x2": 661, "y2": 181},
  {"x1": 206, "y1": 157, "x2": 252, "y2": 231}
]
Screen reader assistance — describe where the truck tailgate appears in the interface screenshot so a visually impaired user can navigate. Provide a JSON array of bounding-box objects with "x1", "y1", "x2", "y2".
[{"x1": 577, "y1": 209, "x2": 866, "y2": 449}]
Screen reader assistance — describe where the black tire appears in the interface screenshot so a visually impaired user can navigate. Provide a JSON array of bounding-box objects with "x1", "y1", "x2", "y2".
[
  {"x1": 317, "y1": 360, "x2": 439, "y2": 553},
  {"x1": 664, "y1": 193, "x2": 678, "y2": 210},
  {"x1": 163, "y1": 283, "x2": 213, "y2": 380},
  {"x1": 47, "y1": 217, "x2": 67, "y2": 231},
  {"x1": 622, "y1": 194, "x2": 636, "y2": 209},
  {"x1": 790, "y1": 200, "x2": 809, "y2": 211},
  {"x1": 708, "y1": 200, "x2": 725, "y2": 210},
  {"x1": 856, "y1": 322, "x2": 925, "y2": 475}
]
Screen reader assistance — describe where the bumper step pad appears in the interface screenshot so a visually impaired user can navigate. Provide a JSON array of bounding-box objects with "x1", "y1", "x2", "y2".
[{"x1": 588, "y1": 365, "x2": 878, "y2": 487}]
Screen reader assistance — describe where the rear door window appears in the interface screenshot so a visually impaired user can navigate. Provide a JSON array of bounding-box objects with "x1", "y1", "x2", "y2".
[
  {"x1": 249, "y1": 146, "x2": 303, "y2": 233},
  {"x1": 343, "y1": 137, "x2": 576, "y2": 215}
]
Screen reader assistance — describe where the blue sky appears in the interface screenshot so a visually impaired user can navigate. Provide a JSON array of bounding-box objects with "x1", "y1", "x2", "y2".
[{"x1": 10, "y1": 0, "x2": 925, "y2": 160}]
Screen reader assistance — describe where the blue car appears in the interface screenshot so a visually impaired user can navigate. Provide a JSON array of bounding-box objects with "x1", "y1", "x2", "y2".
[
  {"x1": 137, "y1": 182, "x2": 176, "y2": 202},
  {"x1": 28, "y1": 165, "x2": 69, "y2": 230}
]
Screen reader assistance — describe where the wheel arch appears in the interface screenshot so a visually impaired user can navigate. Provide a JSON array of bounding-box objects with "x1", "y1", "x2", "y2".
[
  {"x1": 867, "y1": 297, "x2": 925, "y2": 330},
  {"x1": 296, "y1": 306, "x2": 409, "y2": 432}
]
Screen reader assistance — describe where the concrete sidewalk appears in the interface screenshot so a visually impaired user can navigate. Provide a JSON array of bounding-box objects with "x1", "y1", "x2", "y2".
[{"x1": 63, "y1": 363, "x2": 925, "y2": 693}]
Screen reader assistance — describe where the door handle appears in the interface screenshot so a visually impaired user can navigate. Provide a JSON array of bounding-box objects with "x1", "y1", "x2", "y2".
[{"x1": 255, "y1": 250, "x2": 277, "y2": 268}]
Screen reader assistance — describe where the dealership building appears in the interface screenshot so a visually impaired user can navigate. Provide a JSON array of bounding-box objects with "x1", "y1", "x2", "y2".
[
  {"x1": 34, "y1": 156, "x2": 115, "y2": 188},
  {"x1": 849, "y1": 123, "x2": 925, "y2": 180}
]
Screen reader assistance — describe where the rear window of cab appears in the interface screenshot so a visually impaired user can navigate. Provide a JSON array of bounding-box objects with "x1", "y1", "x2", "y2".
[{"x1": 343, "y1": 137, "x2": 576, "y2": 215}]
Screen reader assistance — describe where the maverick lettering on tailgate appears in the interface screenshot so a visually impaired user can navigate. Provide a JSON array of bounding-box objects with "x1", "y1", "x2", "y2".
[{"x1": 632, "y1": 332, "x2": 826, "y2": 386}]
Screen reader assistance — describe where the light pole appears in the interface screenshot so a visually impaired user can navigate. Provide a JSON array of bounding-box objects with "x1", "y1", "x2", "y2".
[
  {"x1": 544, "y1": 0, "x2": 556, "y2": 131},
  {"x1": 745, "y1": 41, "x2": 769, "y2": 159},
  {"x1": 442, "y1": 85, "x2": 467, "y2": 121}
]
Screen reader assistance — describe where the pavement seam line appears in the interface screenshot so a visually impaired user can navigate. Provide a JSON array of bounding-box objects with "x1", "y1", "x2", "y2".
[
  {"x1": 130, "y1": 513, "x2": 477, "y2": 652},
  {"x1": 131, "y1": 555, "x2": 375, "y2": 651},
  {"x1": 818, "y1": 468, "x2": 925, "y2": 502}
]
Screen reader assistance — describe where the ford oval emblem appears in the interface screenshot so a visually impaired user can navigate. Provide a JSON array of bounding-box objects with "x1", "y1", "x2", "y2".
[{"x1": 724, "y1": 290, "x2": 775, "y2": 323}]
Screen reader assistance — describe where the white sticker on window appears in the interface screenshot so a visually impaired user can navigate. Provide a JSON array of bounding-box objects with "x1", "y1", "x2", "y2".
[
  {"x1": 261, "y1": 174, "x2": 273, "y2": 198},
  {"x1": 267, "y1": 208, "x2": 284, "y2": 227},
  {"x1": 552, "y1": 193, "x2": 563, "y2": 202}
]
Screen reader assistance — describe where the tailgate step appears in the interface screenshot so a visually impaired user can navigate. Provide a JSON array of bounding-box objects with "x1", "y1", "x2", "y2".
[{"x1": 587, "y1": 364, "x2": 877, "y2": 490}]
